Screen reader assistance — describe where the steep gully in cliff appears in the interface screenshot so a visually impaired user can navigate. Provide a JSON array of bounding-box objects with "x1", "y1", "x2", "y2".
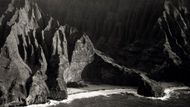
[{"x1": 0, "y1": 0, "x2": 190, "y2": 106}]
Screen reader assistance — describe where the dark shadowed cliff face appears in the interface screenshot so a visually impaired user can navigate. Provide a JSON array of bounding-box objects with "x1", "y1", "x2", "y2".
[
  {"x1": 37, "y1": 0, "x2": 190, "y2": 72},
  {"x1": 37, "y1": 0, "x2": 165, "y2": 66},
  {"x1": 38, "y1": 0, "x2": 190, "y2": 83},
  {"x1": 151, "y1": 0, "x2": 190, "y2": 85},
  {"x1": 0, "y1": 0, "x2": 190, "y2": 106}
]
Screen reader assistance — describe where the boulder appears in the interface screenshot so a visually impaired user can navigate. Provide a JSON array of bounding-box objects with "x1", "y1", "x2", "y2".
[{"x1": 137, "y1": 75, "x2": 164, "y2": 97}]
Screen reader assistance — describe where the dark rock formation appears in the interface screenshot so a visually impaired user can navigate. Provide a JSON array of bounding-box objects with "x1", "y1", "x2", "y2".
[
  {"x1": 150, "y1": 0, "x2": 190, "y2": 85},
  {"x1": 0, "y1": 0, "x2": 189, "y2": 106},
  {"x1": 38, "y1": 0, "x2": 190, "y2": 84},
  {"x1": 82, "y1": 48, "x2": 164, "y2": 97},
  {"x1": 137, "y1": 74, "x2": 164, "y2": 97},
  {"x1": 37, "y1": 0, "x2": 166, "y2": 72}
]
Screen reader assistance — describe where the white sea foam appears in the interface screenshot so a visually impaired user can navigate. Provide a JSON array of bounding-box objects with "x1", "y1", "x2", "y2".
[
  {"x1": 146, "y1": 86, "x2": 189, "y2": 100},
  {"x1": 27, "y1": 86, "x2": 190, "y2": 107}
]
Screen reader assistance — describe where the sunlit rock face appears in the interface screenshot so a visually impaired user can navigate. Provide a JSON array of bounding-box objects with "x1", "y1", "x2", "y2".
[
  {"x1": 0, "y1": 0, "x2": 68, "y2": 106},
  {"x1": 0, "y1": 0, "x2": 190, "y2": 106},
  {"x1": 64, "y1": 34, "x2": 95, "y2": 85},
  {"x1": 0, "y1": 0, "x2": 100, "y2": 106}
]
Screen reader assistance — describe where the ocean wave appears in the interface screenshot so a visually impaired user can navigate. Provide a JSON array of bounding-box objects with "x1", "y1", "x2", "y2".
[
  {"x1": 27, "y1": 86, "x2": 190, "y2": 107},
  {"x1": 144, "y1": 86, "x2": 190, "y2": 100}
]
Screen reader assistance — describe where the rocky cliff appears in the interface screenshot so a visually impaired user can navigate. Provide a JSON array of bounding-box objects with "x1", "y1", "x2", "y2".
[
  {"x1": 39, "y1": 0, "x2": 190, "y2": 84},
  {"x1": 0, "y1": 0, "x2": 189, "y2": 106},
  {"x1": 0, "y1": 0, "x2": 68, "y2": 106},
  {"x1": 151, "y1": 0, "x2": 190, "y2": 85}
]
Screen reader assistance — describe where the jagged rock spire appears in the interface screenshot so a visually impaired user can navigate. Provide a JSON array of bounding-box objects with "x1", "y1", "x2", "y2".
[
  {"x1": 0, "y1": 0, "x2": 190, "y2": 106},
  {"x1": 0, "y1": 0, "x2": 67, "y2": 106}
]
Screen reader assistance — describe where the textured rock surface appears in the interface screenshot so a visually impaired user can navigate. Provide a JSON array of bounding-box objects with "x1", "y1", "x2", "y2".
[
  {"x1": 39, "y1": 0, "x2": 190, "y2": 82},
  {"x1": 0, "y1": 0, "x2": 190, "y2": 106},
  {"x1": 38, "y1": 0, "x2": 166, "y2": 72},
  {"x1": 0, "y1": 0, "x2": 68, "y2": 106},
  {"x1": 150, "y1": 0, "x2": 190, "y2": 85},
  {"x1": 137, "y1": 74, "x2": 164, "y2": 97},
  {"x1": 81, "y1": 49, "x2": 164, "y2": 97},
  {"x1": 39, "y1": 0, "x2": 190, "y2": 85},
  {"x1": 64, "y1": 34, "x2": 94, "y2": 86}
]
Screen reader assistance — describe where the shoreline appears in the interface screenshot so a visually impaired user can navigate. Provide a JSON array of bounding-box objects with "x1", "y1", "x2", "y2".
[{"x1": 27, "y1": 84, "x2": 190, "y2": 107}]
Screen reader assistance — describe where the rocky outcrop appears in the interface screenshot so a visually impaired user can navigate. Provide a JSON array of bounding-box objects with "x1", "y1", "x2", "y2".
[
  {"x1": 39, "y1": 0, "x2": 190, "y2": 81},
  {"x1": 38, "y1": 0, "x2": 166, "y2": 72},
  {"x1": 81, "y1": 48, "x2": 164, "y2": 97},
  {"x1": 0, "y1": 0, "x2": 68, "y2": 106},
  {"x1": 0, "y1": 0, "x2": 189, "y2": 106},
  {"x1": 150, "y1": 0, "x2": 190, "y2": 85},
  {"x1": 41, "y1": 0, "x2": 190, "y2": 88},
  {"x1": 64, "y1": 34, "x2": 94, "y2": 86},
  {"x1": 137, "y1": 74, "x2": 164, "y2": 97}
]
